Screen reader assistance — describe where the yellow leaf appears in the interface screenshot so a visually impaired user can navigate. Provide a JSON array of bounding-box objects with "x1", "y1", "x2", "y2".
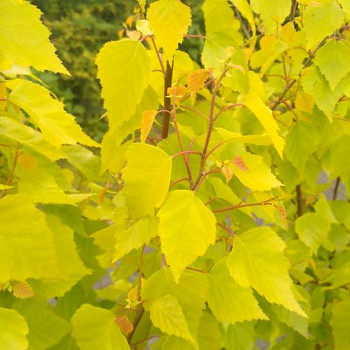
[
  {"x1": 229, "y1": 152, "x2": 282, "y2": 191},
  {"x1": 141, "y1": 110, "x2": 157, "y2": 143},
  {"x1": 96, "y1": 40, "x2": 151, "y2": 129},
  {"x1": 167, "y1": 85, "x2": 187, "y2": 105},
  {"x1": 136, "y1": 19, "x2": 153, "y2": 36},
  {"x1": 8, "y1": 80, "x2": 99, "y2": 148},
  {"x1": 17, "y1": 153, "x2": 37, "y2": 170},
  {"x1": 227, "y1": 227, "x2": 306, "y2": 316},
  {"x1": 221, "y1": 165, "x2": 234, "y2": 183},
  {"x1": 12, "y1": 281, "x2": 34, "y2": 299},
  {"x1": 114, "y1": 315, "x2": 133, "y2": 335},
  {"x1": 158, "y1": 190, "x2": 216, "y2": 282},
  {"x1": 277, "y1": 202, "x2": 288, "y2": 229},
  {"x1": 147, "y1": 0, "x2": 192, "y2": 59},
  {"x1": 0, "y1": 83, "x2": 7, "y2": 111},
  {"x1": 148, "y1": 294, "x2": 194, "y2": 343},
  {"x1": 295, "y1": 91, "x2": 314, "y2": 113},
  {"x1": 244, "y1": 91, "x2": 285, "y2": 158},
  {"x1": 123, "y1": 143, "x2": 172, "y2": 218},
  {"x1": 188, "y1": 69, "x2": 211, "y2": 97},
  {"x1": 0, "y1": 0, "x2": 68, "y2": 74}
]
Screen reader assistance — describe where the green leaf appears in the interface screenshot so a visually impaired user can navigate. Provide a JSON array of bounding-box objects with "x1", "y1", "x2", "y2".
[
  {"x1": 331, "y1": 299, "x2": 350, "y2": 350},
  {"x1": 315, "y1": 40, "x2": 350, "y2": 90},
  {"x1": 197, "y1": 312, "x2": 221, "y2": 350},
  {"x1": 92, "y1": 200, "x2": 128, "y2": 268},
  {"x1": 71, "y1": 304, "x2": 129, "y2": 350},
  {"x1": 0, "y1": 0, "x2": 68, "y2": 74},
  {"x1": 295, "y1": 213, "x2": 330, "y2": 253},
  {"x1": 0, "y1": 308, "x2": 28, "y2": 350},
  {"x1": 113, "y1": 216, "x2": 158, "y2": 262},
  {"x1": 229, "y1": 152, "x2": 282, "y2": 191},
  {"x1": 8, "y1": 80, "x2": 98, "y2": 148},
  {"x1": 30, "y1": 215, "x2": 90, "y2": 298},
  {"x1": 330, "y1": 135, "x2": 350, "y2": 177},
  {"x1": 285, "y1": 121, "x2": 322, "y2": 170},
  {"x1": 0, "y1": 194, "x2": 58, "y2": 283},
  {"x1": 207, "y1": 259, "x2": 267, "y2": 324},
  {"x1": 14, "y1": 300, "x2": 70, "y2": 350},
  {"x1": 202, "y1": 32, "x2": 242, "y2": 73},
  {"x1": 301, "y1": 67, "x2": 342, "y2": 119},
  {"x1": 0, "y1": 117, "x2": 65, "y2": 161},
  {"x1": 15, "y1": 154, "x2": 77, "y2": 205},
  {"x1": 227, "y1": 227, "x2": 306, "y2": 316},
  {"x1": 148, "y1": 294, "x2": 194, "y2": 343},
  {"x1": 203, "y1": 0, "x2": 237, "y2": 34},
  {"x1": 303, "y1": 2, "x2": 344, "y2": 49},
  {"x1": 223, "y1": 322, "x2": 255, "y2": 350},
  {"x1": 157, "y1": 190, "x2": 216, "y2": 282},
  {"x1": 96, "y1": 40, "x2": 151, "y2": 128},
  {"x1": 123, "y1": 143, "x2": 172, "y2": 218},
  {"x1": 271, "y1": 304, "x2": 309, "y2": 337},
  {"x1": 142, "y1": 268, "x2": 208, "y2": 315},
  {"x1": 147, "y1": 0, "x2": 191, "y2": 59},
  {"x1": 250, "y1": 0, "x2": 290, "y2": 33},
  {"x1": 161, "y1": 337, "x2": 194, "y2": 350},
  {"x1": 244, "y1": 91, "x2": 284, "y2": 157},
  {"x1": 62, "y1": 145, "x2": 101, "y2": 182}
]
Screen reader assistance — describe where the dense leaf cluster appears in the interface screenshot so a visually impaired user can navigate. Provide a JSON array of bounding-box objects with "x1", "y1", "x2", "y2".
[{"x1": 1, "y1": 0, "x2": 350, "y2": 349}]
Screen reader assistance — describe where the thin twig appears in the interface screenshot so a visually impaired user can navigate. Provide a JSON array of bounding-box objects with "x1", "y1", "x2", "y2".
[
  {"x1": 212, "y1": 197, "x2": 276, "y2": 214},
  {"x1": 170, "y1": 177, "x2": 190, "y2": 188},
  {"x1": 170, "y1": 99, "x2": 194, "y2": 186},
  {"x1": 214, "y1": 103, "x2": 244, "y2": 121},
  {"x1": 127, "y1": 308, "x2": 144, "y2": 344},
  {"x1": 161, "y1": 61, "x2": 174, "y2": 139},
  {"x1": 192, "y1": 67, "x2": 229, "y2": 189},
  {"x1": 171, "y1": 150, "x2": 202, "y2": 158},
  {"x1": 1, "y1": 144, "x2": 20, "y2": 199},
  {"x1": 233, "y1": 5, "x2": 251, "y2": 40},
  {"x1": 131, "y1": 335, "x2": 159, "y2": 347},
  {"x1": 333, "y1": 177, "x2": 341, "y2": 201},
  {"x1": 184, "y1": 34, "x2": 207, "y2": 39},
  {"x1": 151, "y1": 37, "x2": 165, "y2": 74},
  {"x1": 179, "y1": 105, "x2": 208, "y2": 119},
  {"x1": 296, "y1": 184, "x2": 303, "y2": 217}
]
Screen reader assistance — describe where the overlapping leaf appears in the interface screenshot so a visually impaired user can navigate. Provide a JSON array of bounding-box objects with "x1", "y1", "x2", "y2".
[
  {"x1": 227, "y1": 227, "x2": 306, "y2": 316},
  {"x1": 158, "y1": 190, "x2": 216, "y2": 282},
  {"x1": 0, "y1": 0, "x2": 68, "y2": 73}
]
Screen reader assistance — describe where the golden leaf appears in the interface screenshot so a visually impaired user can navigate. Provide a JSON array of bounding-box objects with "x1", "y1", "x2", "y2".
[
  {"x1": 115, "y1": 315, "x2": 133, "y2": 335},
  {"x1": 12, "y1": 281, "x2": 34, "y2": 299},
  {"x1": 141, "y1": 110, "x2": 157, "y2": 143}
]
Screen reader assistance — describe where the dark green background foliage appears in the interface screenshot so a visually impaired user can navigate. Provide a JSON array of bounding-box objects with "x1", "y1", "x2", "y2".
[{"x1": 32, "y1": 0, "x2": 204, "y2": 141}]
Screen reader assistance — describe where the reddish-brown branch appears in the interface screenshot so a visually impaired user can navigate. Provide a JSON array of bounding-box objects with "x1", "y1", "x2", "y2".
[
  {"x1": 161, "y1": 61, "x2": 174, "y2": 139},
  {"x1": 184, "y1": 34, "x2": 207, "y2": 39},
  {"x1": 170, "y1": 177, "x2": 190, "y2": 188},
  {"x1": 170, "y1": 102, "x2": 194, "y2": 186},
  {"x1": 171, "y1": 150, "x2": 202, "y2": 158},
  {"x1": 296, "y1": 184, "x2": 303, "y2": 217},
  {"x1": 214, "y1": 103, "x2": 244, "y2": 121},
  {"x1": 192, "y1": 67, "x2": 229, "y2": 190},
  {"x1": 212, "y1": 197, "x2": 276, "y2": 214}
]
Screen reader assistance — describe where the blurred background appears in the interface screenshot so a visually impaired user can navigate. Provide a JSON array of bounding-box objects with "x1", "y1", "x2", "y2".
[{"x1": 32, "y1": 0, "x2": 204, "y2": 141}]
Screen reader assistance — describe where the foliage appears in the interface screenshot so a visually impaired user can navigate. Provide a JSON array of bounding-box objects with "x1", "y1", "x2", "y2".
[
  {"x1": 1, "y1": 0, "x2": 350, "y2": 349},
  {"x1": 31, "y1": 0, "x2": 204, "y2": 140}
]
